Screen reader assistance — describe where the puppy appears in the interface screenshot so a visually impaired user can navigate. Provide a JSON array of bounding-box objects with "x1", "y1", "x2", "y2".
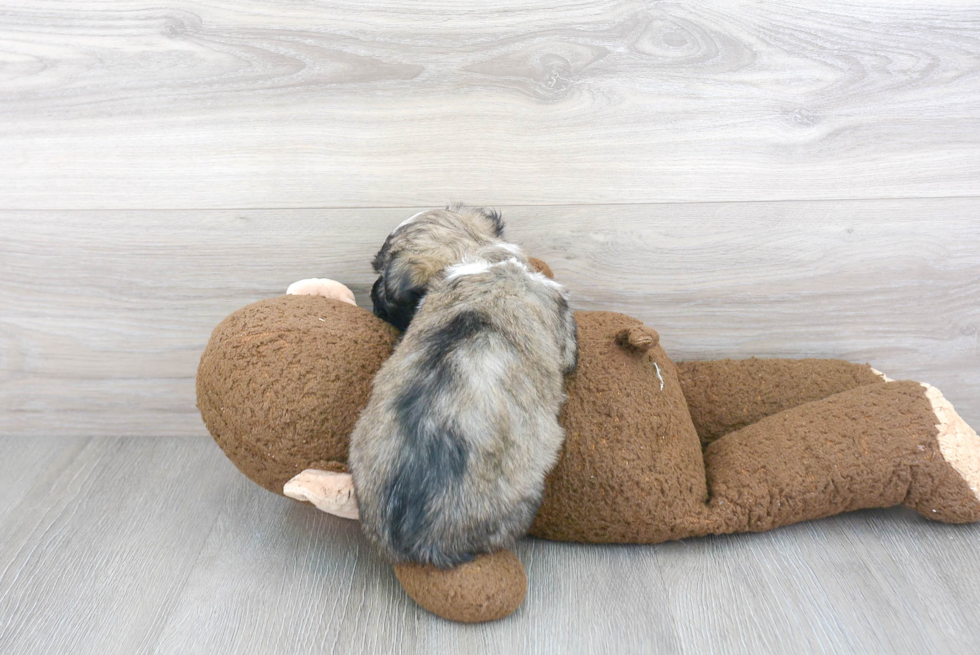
[
  {"x1": 370, "y1": 204, "x2": 507, "y2": 330},
  {"x1": 349, "y1": 247, "x2": 578, "y2": 568}
]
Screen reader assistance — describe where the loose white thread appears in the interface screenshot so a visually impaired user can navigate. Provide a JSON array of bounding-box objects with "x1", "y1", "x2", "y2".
[{"x1": 654, "y1": 362, "x2": 664, "y2": 391}]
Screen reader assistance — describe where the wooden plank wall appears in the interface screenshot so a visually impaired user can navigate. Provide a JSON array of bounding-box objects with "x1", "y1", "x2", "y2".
[
  {"x1": 1, "y1": 202, "x2": 977, "y2": 436},
  {"x1": 0, "y1": 0, "x2": 977, "y2": 431},
  {"x1": 1, "y1": 0, "x2": 979, "y2": 208}
]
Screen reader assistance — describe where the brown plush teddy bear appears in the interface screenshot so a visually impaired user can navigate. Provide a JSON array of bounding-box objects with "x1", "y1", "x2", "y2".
[{"x1": 196, "y1": 264, "x2": 980, "y2": 623}]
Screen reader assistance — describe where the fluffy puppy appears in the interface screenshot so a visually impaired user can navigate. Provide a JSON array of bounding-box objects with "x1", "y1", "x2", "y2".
[
  {"x1": 370, "y1": 204, "x2": 507, "y2": 330},
  {"x1": 349, "y1": 248, "x2": 578, "y2": 568}
]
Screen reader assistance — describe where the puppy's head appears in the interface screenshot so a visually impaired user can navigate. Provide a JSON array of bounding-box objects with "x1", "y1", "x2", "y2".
[{"x1": 370, "y1": 205, "x2": 505, "y2": 331}]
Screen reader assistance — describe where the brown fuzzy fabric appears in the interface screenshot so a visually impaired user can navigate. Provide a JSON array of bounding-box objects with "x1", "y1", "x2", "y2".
[
  {"x1": 528, "y1": 312, "x2": 707, "y2": 543},
  {"x1": 697, "y1": 380, "x2": 980, "y2": 536},
  {"x1": 394, "y1": 551, "x2": 527, "y2": 622},
  {"x1": 616, "y1": 326, "x2": 660, "y2": 352},
  {"x1": 197, "y1": 296, "x2": 398, "y2": 494},
  {"x1": 677, "y1": 358, "x2": 885, "y2": 447},
  {"x1": 198, "y1": 299, "x2": 980, "y2": 537},
  {"x1": 527, "y1": 257, "x2": 553, "y2": 279},
  {"x1": 197, "y1": 295, "x2": 980, "y2": 624}
]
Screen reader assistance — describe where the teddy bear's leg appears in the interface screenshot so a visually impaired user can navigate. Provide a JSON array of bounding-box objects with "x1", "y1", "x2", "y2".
[
  {"x1": 676, "y1": 358, "x2": 886, "y2": 447},
  {"x1": 696, "y1": 380, "x2": 980, "y2": 537},
  {"x1": 393, "y1": 550, "x2": 528, "y2": 623}
]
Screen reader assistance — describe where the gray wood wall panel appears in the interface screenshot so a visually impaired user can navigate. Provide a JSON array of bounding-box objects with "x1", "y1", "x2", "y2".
[
  {"x1": 1, "y1": 0, "x2": 978, "y2": 208},
  {"x1": 2, "y1": 436, "x2": 978, "y2": 655},
  {"x1": 2, "y1": 199, "x2": 977, "y2": 437}
]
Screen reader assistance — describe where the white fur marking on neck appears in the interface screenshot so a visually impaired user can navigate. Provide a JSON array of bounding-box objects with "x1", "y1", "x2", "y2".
[
  {"x1": 446, "y1": 256, "x2": 542, "y2": 282},
  {"x1": 495, "y1": 257, "x2": 528, "y2": 272},
  {"x1": 496, "y1": 242, "x2": 522, "y2": 255},
  {"x1": 446, "y1": 259, "x2": 492, "y2": 279},
  {"x1": 527, "y1": 270, "x2": 563, "y2": 290}
]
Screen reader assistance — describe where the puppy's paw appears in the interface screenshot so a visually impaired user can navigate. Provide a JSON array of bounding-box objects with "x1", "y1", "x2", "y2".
[
  {"x1": 286, "y1": 278, "x2": 356, "y2": 306},
  {"x1": 283, "y1": 469, "x2": 359, "y2": 519}
]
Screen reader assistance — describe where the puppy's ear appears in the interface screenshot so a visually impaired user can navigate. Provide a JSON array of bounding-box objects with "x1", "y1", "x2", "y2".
[
  {"x1": 371, "y1": 240, "x2": 390, "y2": 274},
  {"x1": 476, "y1": 208, "x2": 505, "y2": 238},
  {"x1": 447, "y1": 203, "x2": 505, "y2": 238},
  {"x1": 370, "y1": 276, "x2": 391, "y2": 323},
  {"x1": 381, "y1": 258, "x2": 427, "y2": 331}
]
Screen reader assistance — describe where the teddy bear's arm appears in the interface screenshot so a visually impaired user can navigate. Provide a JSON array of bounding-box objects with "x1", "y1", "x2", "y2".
[
  {"x1": 286, "y1": 278, "x2": 357, "y2": 305},
  {"x1": 283, "y1": 470, "x2": 359, "y2": 519}
]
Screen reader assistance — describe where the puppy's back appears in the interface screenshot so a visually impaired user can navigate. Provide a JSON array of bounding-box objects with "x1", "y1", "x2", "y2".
[{"x1": 350, "y1": 259, "x2": 575, "y2": 567}]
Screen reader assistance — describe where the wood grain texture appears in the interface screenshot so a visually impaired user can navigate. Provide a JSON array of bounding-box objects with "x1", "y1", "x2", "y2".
[
  {"x1": 0, "y1": 436, "x2": 236, "y2": 654},
  {"x1": 2, "y1": 1, "x2": 977, "y2": 649},
  {"x1": 1, "y1": 199, "x2": 977, "y2": 437},
  {"x1": 1, "y1": 436, "x2": 979, "y2": 654},
  {"x1": 1, "y1": 0, "x2": 978, "y2": 208}
]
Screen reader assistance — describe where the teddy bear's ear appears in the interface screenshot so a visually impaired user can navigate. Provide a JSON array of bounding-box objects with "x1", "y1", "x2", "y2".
[
  {"x1": 528, "y1": 257, "x2": 554, "y2": 279},
  {"x1": 616, "y1": 326, "x2": 660, "y2": 352}
]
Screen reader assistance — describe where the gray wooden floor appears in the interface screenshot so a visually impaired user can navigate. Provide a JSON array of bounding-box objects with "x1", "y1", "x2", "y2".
[
  {"x1": 2, "y1": 0, "x2": 980, "y2": 653},
  {"x1": 3, "y1": 436, "x2": 980, "y2": 654}
]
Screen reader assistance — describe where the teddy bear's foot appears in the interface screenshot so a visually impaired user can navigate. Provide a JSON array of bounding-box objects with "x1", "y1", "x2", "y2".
[
  {"x1": 286, "y1": 278, "x2": 357, "y2": 305},
  {"x1": 904, "y1": 383, "x2": 980, "y2": 523},
  {"x1": 283, "y1": 469, "x2": 359, "y2": 519},
  {"x1": 393, "y1": 550, "x2": 527, "y2": 623}
]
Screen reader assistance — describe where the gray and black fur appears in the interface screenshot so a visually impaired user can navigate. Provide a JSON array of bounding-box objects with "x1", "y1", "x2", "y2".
[
  {"x1": 349, "y1": 247, "x2": 578, "y2": 568},
  {"x1": 370, "y1": 204, "x2": 505, "y2": 331}
]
